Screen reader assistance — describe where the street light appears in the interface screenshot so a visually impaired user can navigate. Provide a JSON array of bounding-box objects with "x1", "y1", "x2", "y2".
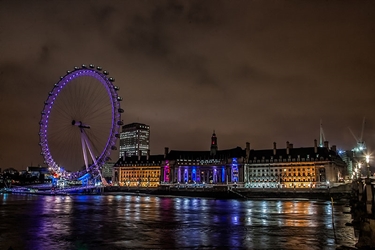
[{"x1": 366, "y1": 155, "x2": 370, "y2": 177}]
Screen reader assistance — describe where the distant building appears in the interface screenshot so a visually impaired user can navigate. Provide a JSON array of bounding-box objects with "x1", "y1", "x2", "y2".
[
  {"x1": 27, "y1": 166, "x2": 49, "y2": 175},
  {"x1": 119, "y1": 123, "x2": 150, "y2": 158},
  {"x1": 115, "y1": 130, "x2": 348, "y2": 189},
  {"x1": 3, "y1": 168, "x2": 19, "y2": 174},
  {"x1": 339, "y1": 150, "x2": 355, "y2": 179},
  {"x1": 163, "y1": 134, "x2": 347, "y2": 189},
  {"x1": 244, "y1": 140, "x2": 347, "y2": 188},
  {"x1": 162, "y1": 131, "x2": 246, "y2": 184},
  {"x1": 113, "y1": 151, "x2": 163, "y2": 188},
  {"x1": 339, "y1": 149, "x2": 371, "y2": 179},
  {"x1": 101, "y1": 162, "x2": 115, "y2": 183}
]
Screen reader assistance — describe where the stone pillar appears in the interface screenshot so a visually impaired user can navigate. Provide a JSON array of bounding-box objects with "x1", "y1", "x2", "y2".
[
  {"x1": 160, "y1": 166, "x2": 165, "y2": 183},
  {"x1": 356, "y1": 218, "x2": 375, "y2": 248},
  {"x1": 243, "y1": 164, "x2": 247, "y2": 184},
  {"x1": 177, "y1": 167, "x2": 180, "y2": 183},
  {"x1": 365, "y1": 178, "x2": 373, "y2": 215},
  {"x1": 359, "y1": 180, "x2": 364, "y2": 201},
  {"x1": 239, "y1": 164, "x2": 243, "y2": 183},
  {"x1": 172, "y1": 166, "x2": 179, "y2": 183},
  {"x1": 227, "y1": 166, "x2": 231, "y2": 184}
]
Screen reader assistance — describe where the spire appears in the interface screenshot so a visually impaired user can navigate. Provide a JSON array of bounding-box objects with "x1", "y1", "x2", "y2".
[{"x1": 210, "y1": 130, "x2": 218, "y2": 156}]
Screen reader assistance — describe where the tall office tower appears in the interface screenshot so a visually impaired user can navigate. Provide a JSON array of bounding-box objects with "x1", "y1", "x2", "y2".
[{"x1": 119, "y1": 123, "x2": 150, "y2": 158}]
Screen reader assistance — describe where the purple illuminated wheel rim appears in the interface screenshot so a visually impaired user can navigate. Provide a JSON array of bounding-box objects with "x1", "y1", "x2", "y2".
[{"x1": 39, "y1": 65, "x2": 123, "y2": 179}]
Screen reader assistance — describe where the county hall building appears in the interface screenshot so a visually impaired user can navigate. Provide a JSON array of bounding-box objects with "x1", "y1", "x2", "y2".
[
  {"x1": 162, "y1": 134, "x2": 347, "y2": 188},
  {"x1": 244, "y1": 140, "x2": 347, "y2": 188},
  {"x1": 113, "y1": 131, "x2": 347, "y2": 189},
  {"x1": 161, "y1": 131, "x2": 245, "y2": 184}
]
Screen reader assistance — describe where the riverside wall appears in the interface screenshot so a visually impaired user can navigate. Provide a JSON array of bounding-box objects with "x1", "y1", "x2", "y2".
[
  {"x1": 348, "y1": 177, "x2": 375, "y2": 249},
  {"x1": 104, "y1": 183, "x2": 352, "y2": 200}
]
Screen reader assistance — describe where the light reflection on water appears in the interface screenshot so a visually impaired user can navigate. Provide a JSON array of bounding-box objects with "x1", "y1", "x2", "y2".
[{"x1": 0, "y1": 193, "x2": 357, "y2": 250}]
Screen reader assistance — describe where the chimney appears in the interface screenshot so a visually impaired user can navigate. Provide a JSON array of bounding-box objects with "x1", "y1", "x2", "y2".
[
  {"x1": 331, "y1": 145, "x2": 337, "y2": 152},
  {"x1": 164, "y1": 147, "x2": 169, "y2": 158},
  {"x1": 246, "y1": 142, "x2": 250, "y2": 159},
  {"x1": 314, "y1": 139, "x2": 318, "y2": 153},
  {"x1": 273, "y1": 142, "x2": 277, "y2": 155},
  {"x1": 286, "y1": 141, "x2": 290, "y2": 155},
  {"x1": 289, "y1": 143, "x2": 293, "y2": 149},
  {"x1": 138, "y1": 150, "x2": 142, "y2": 161},
  {"x1": 147, "y1": 149, "x2": 150, "y2": 160},
  {"x1": 324, "y1": 141, "x2": 329, "y2": 149}
]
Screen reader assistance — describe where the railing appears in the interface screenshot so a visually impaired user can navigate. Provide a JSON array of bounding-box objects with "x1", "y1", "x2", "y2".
[
  {"x1": 350, "y1": 176, "x2": 375, "y2": 248},
  {"x1": 352, "y1": 177, "x2": 375, "y2": 216}
]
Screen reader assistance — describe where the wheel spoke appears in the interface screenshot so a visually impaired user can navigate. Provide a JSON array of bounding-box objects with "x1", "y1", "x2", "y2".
[{"x1": 39, "y1": 66, "x2": 122, "y2": 180}]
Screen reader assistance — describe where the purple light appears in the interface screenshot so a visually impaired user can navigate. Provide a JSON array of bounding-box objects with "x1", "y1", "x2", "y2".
[{"x1": 39, "y1": 67, "x2": 121, "y2": 177}]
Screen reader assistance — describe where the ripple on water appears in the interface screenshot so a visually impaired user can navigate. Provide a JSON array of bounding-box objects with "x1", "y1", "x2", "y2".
[{"x1": 0, "y1": 194, "x2": 357, "y2": 249}]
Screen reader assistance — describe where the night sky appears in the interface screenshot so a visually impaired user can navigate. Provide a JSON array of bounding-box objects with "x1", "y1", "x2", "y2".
[{"x1": 1, "y1": 0, "x2": 374, "y2": 171}]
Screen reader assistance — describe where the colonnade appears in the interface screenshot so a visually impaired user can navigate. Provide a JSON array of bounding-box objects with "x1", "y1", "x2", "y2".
[{"x1": 161, "y1": 164, "x2": 243, "y2": 184}]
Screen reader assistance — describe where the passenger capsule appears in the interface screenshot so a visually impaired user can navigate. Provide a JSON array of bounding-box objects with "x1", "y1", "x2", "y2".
[
  {"x1": 82, "y1": 64, "x2": 87, "y2": 68},
  {"x1": 118, "y1": 108, "x2": 124, "y2": 113},
  {"x1": 117, "y1": 121, "x2": 124, "y2": 126},
  {"x1": 114, "y1": 86, "x2": 120, "y2": 91},
  {"x1": 89, "y1": 64, "x2": 95, "y2": 68},
  {"x1": 103, "y1": 70, "x2": 109, "y2": 75},
  {"x1": 117, "y1": 96, "x2": 123, "y2": 101},
  {"x1": 96, "y1": 66, "x2": 102, "y2": 71},
  {"x1": 74, "y1": 66, "x2": 79, "y2": 70}
]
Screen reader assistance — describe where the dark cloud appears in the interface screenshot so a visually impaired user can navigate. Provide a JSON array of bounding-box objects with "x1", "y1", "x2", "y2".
[{"x1": 0, "y1": 0, "x2": 375, "y2": 170}]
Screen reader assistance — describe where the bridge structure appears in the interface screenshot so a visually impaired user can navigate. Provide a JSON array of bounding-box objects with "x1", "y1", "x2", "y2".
[{"x1": 349, "y1": 175, "x2": 375, "y2": 248}]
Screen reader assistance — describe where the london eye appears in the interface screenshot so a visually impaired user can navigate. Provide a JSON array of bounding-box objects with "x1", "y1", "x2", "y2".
[{"x1": 39, "y1": 64, "x2": 123, "y2": 181}]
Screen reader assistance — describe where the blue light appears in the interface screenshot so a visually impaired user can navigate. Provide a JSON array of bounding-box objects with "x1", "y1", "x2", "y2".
[
  {"x1": 192, "y1": 167, "x2": 196, "y2": 182},
  {"x1": 222, "y1": 167, "x2": 225, "y2": 183},
  {"x1": 232, "y1": 158, "x2": 239, "y2": 182},
  {"x1": 184, "y1": 169, "x2": 188, "y2": 183}
]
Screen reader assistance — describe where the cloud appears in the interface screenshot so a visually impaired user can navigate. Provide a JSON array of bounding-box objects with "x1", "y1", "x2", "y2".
[{"x1": 0, "y1": 0, "x2": 375, "y2": 170}]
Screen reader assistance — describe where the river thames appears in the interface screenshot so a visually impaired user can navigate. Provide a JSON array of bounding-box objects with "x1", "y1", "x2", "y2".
[{"x1": 0, "y1": 193, "x2": 357, "y2": 250}]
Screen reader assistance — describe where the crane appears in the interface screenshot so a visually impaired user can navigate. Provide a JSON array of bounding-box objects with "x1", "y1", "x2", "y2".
[
  {"x1": 319, "y1": 119, "x2": 326, "y2": 147},
  {"x1": 348, "y1": 117, "x2": 366, "y2": 152}
]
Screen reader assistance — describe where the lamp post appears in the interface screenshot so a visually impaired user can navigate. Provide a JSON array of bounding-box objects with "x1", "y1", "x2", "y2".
[{"x1": 366, "y1": 155, "x2": 370, "y2": 178}]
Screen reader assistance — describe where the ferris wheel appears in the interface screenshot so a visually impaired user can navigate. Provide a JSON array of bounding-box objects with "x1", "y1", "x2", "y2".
[{"x1": 39, "y1": 64, "x2": 123, "y2": 180}]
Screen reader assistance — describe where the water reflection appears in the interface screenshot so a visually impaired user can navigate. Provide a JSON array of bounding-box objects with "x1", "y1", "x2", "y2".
[{"x1": 0, "y1": 193, "x2": 357, "y2": 250}]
